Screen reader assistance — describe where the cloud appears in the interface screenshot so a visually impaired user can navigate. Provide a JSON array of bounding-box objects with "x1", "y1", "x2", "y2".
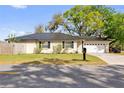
[
  {"x1": 9, "y1": 30, "x2": 26, "y2": 36},
  {"x1": 0, "y1": 28, "x2": 27, "y2": 40},
  {"x1": 2, "y1": 28, "x2": 26, "y2": 36},
  {"x1": 10, "y1": 5, "x2": 28, "y2": 9}
]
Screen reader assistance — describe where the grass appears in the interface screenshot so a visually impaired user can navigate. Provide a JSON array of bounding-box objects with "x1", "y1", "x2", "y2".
[
  {"x1": 120, "y1": 52, "x2": 124, "y2": 55},
  {"x1": 0, "y1": 54, "x2": 107, "y2": 65},
  {"x1": 109, "y1": 52, "x2": 124, "y2": 55}
]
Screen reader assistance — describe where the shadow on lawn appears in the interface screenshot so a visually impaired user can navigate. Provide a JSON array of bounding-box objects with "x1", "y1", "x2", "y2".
[
  {"x1": 41, "y1": 58, "x2": 89, "y2": 64},
  {"x1": 0, "y1": 61, "x2": 124, "y2": 88}
]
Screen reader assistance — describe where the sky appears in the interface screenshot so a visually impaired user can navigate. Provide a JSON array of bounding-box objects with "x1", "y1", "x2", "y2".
[{"x1": 0, "y1": 5, "x2": 124, "y2": 41}]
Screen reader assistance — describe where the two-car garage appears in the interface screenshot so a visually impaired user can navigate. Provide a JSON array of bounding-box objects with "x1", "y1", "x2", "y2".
[{"x1": 83, "y1": 41, "x2": 110, "y2": 53}]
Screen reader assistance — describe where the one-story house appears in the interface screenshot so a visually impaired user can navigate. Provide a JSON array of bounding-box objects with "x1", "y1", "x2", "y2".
[{"x1": 5, "y1": 33, "x2": 111, "y2": 54}]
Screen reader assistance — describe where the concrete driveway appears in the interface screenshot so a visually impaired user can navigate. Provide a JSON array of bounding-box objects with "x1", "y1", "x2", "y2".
[
  {"x1": 0, "y1": 63, "x2": 124, "y2": 88},
  {"x1": 89, "y1": 53, "x2": 124, "y2": 65}
]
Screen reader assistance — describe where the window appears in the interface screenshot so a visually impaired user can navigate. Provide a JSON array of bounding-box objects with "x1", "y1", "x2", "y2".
[
  {"x1": 65, "y1": 41, "x2": 74, "y2": 48},
  {"x1": 42, "y1": 41, "x2": 50, "y2": 48}
]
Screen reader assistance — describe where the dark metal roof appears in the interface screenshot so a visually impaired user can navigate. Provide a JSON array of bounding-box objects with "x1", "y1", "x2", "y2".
[
  {"x1": 5, "y1": 33, "x2": 112, "y2": 42},
  {"x1": 8, "y1": 33, "x2": 83, "y2": 41}
]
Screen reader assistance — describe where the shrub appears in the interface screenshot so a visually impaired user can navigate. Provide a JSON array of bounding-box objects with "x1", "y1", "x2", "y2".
[
  {"x1": 53, "y1": 44, "x2": 62, "y2": 54},
  {"x1": 34, "y1": 43, "x2": 42, "y2": 54},
  {"x1": 61, "y1": 48, "x2": 68, "y2": 54},
  {"x1": 34, "y1": 47, "x2": 42, "y2": 54}
]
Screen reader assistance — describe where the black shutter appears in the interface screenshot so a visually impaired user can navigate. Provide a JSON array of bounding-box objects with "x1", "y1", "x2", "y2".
[
  {"x1": 39, "y1": 41, "x2": 41, "y2": 48},
  {"x1": 62, "y1": 41, "x2": 64, "y2": 48},
  {"x1": 72, "y1": 41, "x2": 74, "y2": 48},
  {"x1": 48, "y1": 41, "x2": 50, "y2": 48}
]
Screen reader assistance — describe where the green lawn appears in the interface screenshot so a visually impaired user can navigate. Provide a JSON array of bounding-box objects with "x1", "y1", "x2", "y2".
[
  {"x1": 116, "y1": 52, "x2": 124, "y2": 55},
  {"x1": 0, "y1": 54, "x2": 107, "y2": 65},
  {"x1": 110, "y1": 52, "x2": 124, "y2": 55}
]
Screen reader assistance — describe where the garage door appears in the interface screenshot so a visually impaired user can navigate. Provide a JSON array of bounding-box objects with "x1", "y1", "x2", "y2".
[{"x1": 83, "y1": 44, "x2": 105, "y2": 53}]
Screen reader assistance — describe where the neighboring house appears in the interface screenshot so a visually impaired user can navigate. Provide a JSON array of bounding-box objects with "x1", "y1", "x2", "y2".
[{"x1": 5, "y1": 33, "x2": 111, "y2": 54}]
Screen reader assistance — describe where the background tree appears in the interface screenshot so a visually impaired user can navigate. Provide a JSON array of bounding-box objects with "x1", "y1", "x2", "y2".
[
  {"x1": 47, "y1": 13, "x2": 64, "y2": 32},
  {"x1": 84, "y1": 11, "x2": 104, "y2": 37},
  {"x1": 63, "y1": 5, "x2": 115, "y2": 37},
  {"x1": 35, "y1": 25, "x2": 45, "y2": 33},
  {"x1": 8, "y1": 34, "x2": 16, "y2": 43},
  {"x1": 63, "y1": 5, "x2": 89, "y2": 36},
  {"x1": 96, "y1": 6, "x2": 115, "y2": 38},
  {"x1": 107, "y1": 13, "x2": 124, "y2": 50}
]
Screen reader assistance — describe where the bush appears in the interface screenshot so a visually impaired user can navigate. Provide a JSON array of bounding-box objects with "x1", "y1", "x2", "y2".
[
  {"x1": 53, "y1": 44, "x2": 62, "y2": 54},
  {"x1": 34, "y1": 47, "x2": 42, "y2": 54},
  {"x1": 61, "y1": 48, "x2": 68, "y2": 54},
  {"x1": 34, "y1": 43, "x2": 42, "y2": 54}
]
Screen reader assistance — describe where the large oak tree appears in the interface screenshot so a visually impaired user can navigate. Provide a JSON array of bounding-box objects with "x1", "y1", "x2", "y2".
[{"x1": 63, "y1": 5, "x2": 115, "y2": 37}]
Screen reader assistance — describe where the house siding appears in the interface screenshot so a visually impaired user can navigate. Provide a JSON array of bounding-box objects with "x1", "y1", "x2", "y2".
[
  {"x1": 25, "y1": 43, "x2": 36, "y2": 54},
  {"x1": 41, "y1": 41, "x2": 79, "y2": 53},
  {"x1": 15, "y1": 40, "x2": 110, "y2": 54}
]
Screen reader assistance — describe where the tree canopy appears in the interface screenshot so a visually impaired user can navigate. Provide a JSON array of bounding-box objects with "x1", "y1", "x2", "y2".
[
  {"x1": 108, "y1": 13, "x2": 124, "y2": 49},
  {"x1": 35, "y1": 25, "x2": 45, "y2": 34},
  {"x1": 35, "y1": 5, "x2": 124, "y2": 50},
  {"x1": 63, "y1": 5, "x2": 115, "y2": 37},
  {"x1": 8, "y1": 34, "x2": 16, "y2": 43},
  {"x1": 47, "y1": 13, "x2": 64, "y2": 32}
]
